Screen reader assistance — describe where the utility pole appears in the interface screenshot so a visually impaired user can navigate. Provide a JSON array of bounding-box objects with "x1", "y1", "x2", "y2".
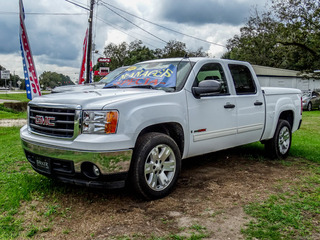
[{"x1": 85, "y1": 0, "x2": 94, "y2": 84}]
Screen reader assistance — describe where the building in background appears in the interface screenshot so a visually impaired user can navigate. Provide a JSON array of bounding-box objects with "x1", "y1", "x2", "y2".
[{"x1": 253, "y1": 65, "x2": 320, "y2": 92}]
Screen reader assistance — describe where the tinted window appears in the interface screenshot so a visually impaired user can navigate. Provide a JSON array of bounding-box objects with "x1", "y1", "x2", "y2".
[
  {"x1": 195, "y1": 63, "x2": 229, "y2": 94},
  {"x1": 229, "y1": 64, "x2": 256, "y2": 94}
]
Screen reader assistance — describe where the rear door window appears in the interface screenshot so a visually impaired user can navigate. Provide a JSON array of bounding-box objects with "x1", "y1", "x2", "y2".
[{"x1": 228, "y1": 64, "x2": 256, "y2": 94}]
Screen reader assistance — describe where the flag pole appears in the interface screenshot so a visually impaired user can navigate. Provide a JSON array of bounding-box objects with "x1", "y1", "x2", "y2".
[{"x1": 85, "y1": 0, "x2": 94, "y2": 84}]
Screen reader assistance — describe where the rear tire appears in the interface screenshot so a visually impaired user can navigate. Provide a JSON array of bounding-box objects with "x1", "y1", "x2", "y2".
[
  {"x1": 307, "y1": 102, "x2": 312, "y2": 111},
  {"x1": 130, "y1": 132, "x2": 181, "y2": 200},
  {"x1": 265, "y1": 119, "x2": 292, "y2": 159}
]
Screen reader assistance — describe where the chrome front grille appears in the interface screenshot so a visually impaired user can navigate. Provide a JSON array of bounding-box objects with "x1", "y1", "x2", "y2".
[{"x1": 29, "y1": 104, "x2": 81, "y2": 139}]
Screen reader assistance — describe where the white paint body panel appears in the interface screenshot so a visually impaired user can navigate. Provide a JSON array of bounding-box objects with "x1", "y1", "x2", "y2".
[{"x1": 21, "y1": 58, "x2": 302, "y2": 161}]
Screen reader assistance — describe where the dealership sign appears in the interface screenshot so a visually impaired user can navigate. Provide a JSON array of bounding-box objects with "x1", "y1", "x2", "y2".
[{"x1": 98, "y1": 58, "x2": 111, "y2": 63}]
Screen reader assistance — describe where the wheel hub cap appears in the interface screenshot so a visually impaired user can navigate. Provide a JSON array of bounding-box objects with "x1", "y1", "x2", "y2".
[
  {"x1": 144, "y1": 144, "x2": 176, "y2": 191},
  {"x1": 278, "y1": 126, "x2": 290, "y2": 154}
]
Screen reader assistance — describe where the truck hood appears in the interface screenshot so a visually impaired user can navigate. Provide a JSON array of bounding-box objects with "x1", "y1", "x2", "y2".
[
  {"x1": 51, "y1": 83, "x2": 104, "y2": 93},
  {"x1": 31, "y1": 88, "x2": 167, "y2": 109}
]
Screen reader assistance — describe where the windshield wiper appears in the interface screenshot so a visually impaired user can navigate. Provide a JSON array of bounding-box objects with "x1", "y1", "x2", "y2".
[
  {"x1": 130, "y1": 85, "x2": 156, "y2": 89},
  {"x1": 104, "y1": 85, "x2": 120, "y2": 89}
]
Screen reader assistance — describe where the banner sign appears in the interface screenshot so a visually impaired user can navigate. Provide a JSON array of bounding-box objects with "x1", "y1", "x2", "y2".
[
  {"x1": 105, "y1": 64, "x2": 177, "y2": 88},
  {"x1": 19, "y1": 0, "x2": 41, "y2": 99},
  {"x1": 79, "y1": 28, "x2": 88, "y2": 84},
  {"x1": 98, "y1": 58, "x2": 111, "y2": 63}
]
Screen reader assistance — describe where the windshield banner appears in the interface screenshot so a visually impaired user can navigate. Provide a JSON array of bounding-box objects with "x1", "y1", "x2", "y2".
[{"x1": 105, "y1": 64, "x2": 177, "y2": 88}]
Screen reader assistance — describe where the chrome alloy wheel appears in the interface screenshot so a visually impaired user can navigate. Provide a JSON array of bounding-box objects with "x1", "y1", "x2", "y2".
[
  {"x1": 278, "y1": 126, "x2": 291, "y2": 155},
  {"x1": 144, "y1": 144, "x2": 176, "y2": 191}
]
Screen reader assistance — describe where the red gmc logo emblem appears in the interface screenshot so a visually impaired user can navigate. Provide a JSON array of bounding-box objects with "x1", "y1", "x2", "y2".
[{"x1": 35, "y1": 115, "x2": 55, "y2": 126}]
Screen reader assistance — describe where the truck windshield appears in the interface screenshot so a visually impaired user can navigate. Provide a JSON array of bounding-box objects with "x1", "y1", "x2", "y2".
[
  {"x1": 99, "y1": 66, "x2": 128, "y2": 84},
  {"x1": 104, "y1": 60, "x2": 193, "y2": 91}
]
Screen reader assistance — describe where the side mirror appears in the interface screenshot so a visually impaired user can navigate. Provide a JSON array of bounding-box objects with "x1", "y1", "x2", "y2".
[{"x1": 192, "y1": 80, "x2": 222, "y2": 97}]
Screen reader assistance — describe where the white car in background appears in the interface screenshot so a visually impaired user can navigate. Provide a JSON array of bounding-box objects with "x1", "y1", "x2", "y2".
[{"x1": 51, "y1": 66, "x2": 128, "y2": 93}]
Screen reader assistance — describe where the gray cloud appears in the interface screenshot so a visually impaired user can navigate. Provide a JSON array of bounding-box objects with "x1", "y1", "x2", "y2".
[
  {"x1": 158, "y1": 0, "x2": 254, "y2": 25},
  {"x1": 0, "y1": 0, "x2": 88, "y2": 67},
  {"x1": 0, "y1": 15, "x2": 19, "y2": 54},
  {"x1": 0, "y1": 0, "x2": 266, "y2": 79}
]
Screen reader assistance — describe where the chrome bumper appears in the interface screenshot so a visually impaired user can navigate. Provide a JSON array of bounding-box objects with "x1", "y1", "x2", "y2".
[{"x1": 21, "y1": 138, "x2": 132, "y2": 175}]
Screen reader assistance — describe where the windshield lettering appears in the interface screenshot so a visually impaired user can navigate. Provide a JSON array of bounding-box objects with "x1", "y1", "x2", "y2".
[{"x1": 106, "y1": 64, "x2": 177, "y2": 88}]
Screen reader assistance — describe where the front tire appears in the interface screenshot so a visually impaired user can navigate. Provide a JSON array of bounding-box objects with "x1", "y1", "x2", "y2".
[
  {"x1": 265, "y1": 119, "x2": 292, "y2": 159},
  {"x1": 131, "y1": 132, "x2": 181, "y2": 200}
]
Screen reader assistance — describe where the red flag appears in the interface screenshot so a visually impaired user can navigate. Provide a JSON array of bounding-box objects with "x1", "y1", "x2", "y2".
[
  {"x1": 19, "y1": 0, "x2": 41, "y2": 99},
  {"x1": 79, "y1": 28, "x2": 88, "y2": 84}
]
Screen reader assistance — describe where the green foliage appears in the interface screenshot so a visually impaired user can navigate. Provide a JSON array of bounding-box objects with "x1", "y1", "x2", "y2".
[
  {"x1": 39, "y1": 71, "x2": 74, "y2": 89},
  {"x1": 102, "y1": 40, "x2": 208, "y2": 70},
  {"x1": 224, "y1": 0, "x2": 320, "y2": 76}
]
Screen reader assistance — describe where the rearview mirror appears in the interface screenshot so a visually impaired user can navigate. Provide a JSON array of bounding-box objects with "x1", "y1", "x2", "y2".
[{"x1": 192, "y1": 80, "x2": 222, "y2": 97}]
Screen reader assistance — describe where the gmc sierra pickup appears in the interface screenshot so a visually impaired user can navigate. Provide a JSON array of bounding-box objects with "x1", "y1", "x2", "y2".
[{"x1": 20, "y1": 58, "x2": 302, "y2": 199}]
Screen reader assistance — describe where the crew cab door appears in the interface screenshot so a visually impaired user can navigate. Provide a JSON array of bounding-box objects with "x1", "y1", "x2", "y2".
[
  {"x1": 227, "y1": 64, "x2": 265, "y2": 144},
  {"x1": 186, "y1": 61, "x2": 238, "y2": 157}
]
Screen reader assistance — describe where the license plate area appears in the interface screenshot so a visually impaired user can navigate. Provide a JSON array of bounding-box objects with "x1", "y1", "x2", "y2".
[{"x1": 35, "y1": 157, "x2": 51, "y2": 174}]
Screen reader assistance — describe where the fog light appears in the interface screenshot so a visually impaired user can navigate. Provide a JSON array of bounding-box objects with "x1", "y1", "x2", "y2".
[
  {"x1": 93, "y1": 165, "x2": 100, "y2": 177},
  {"x1": 81, "y1": 162, "x2": 101, "y2": 179}
]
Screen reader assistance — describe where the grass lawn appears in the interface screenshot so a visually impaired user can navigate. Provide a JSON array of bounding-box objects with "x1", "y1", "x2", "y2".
[
  {"x1": 0, "y1": 111, "x2": 319, "y2": 239},
  {"x1": 242, "y1": 111, "x2": 320, "y2": 239},
  {"x1": 0, "y1": 93, "x2": 30, "y2": 102},
  {"x1": 0, "y1": 93, "x2": 29, "y2": 119}
]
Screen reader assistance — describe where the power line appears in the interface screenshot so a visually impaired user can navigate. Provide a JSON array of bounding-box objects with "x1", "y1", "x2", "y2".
[
  {"x1": 96, "y1": 16, "x2": 160, "y2": 49},
  {"x1": 100, "y1": 2, "x2": 168, "y2": 44},
  {"x1": 0, "y1": 11, "x2": 87, "y2": 15},
  {"x1": 65, "y1": 0, "x2": 90, "y2": 11},
  {"x1": 100, "y1": 1, "x2": 226, "y2": 48}
]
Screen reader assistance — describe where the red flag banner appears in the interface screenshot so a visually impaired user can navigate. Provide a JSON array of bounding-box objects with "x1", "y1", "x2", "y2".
[
  {"x1": 19, "y1": 0, "x2": 41, "y2": 99},
  {"x1": 79, "y1": 28, "x2": 88, "y2": 84}
]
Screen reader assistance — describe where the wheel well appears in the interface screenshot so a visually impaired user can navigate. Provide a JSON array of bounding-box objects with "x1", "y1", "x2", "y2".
[
  {"x1": 137, "y1": 123, "x2": 185, "y2": 156},
  {"x1": 279, "y1": 111, "x2": 294, "y2": 128}
]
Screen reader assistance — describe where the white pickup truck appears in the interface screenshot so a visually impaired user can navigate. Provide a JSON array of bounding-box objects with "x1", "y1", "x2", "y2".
[{"x1": 20, "y1": 58, "x2": 302, "y2": 199}]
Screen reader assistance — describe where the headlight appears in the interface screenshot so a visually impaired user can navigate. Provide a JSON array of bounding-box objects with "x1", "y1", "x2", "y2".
[{"x1": 82, "y1": 110, "x2": 119, "y2": 134}]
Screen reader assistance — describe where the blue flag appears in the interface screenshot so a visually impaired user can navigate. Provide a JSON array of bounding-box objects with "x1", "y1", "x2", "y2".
[{"x1": 105, "y1": 64, "x2": 177, "y2": 88}]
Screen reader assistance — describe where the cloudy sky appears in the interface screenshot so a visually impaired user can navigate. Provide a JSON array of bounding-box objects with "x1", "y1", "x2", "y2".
[{"x1": 0, "y1": 0, "x2": 267, "y2": 82}]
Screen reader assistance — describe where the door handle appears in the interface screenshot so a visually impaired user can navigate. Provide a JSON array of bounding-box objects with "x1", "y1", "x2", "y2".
[
  {"x1": 224, "y1": 103, "x2": 235, "y2": 109},
  {"x1": 254, "y1": 101, "x2": 263, "y2": 106}
]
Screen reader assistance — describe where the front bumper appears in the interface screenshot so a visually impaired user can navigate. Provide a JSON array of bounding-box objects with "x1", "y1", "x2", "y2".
[{"x1": 21, "y1": 130, "x2": 133, "y2": 189}]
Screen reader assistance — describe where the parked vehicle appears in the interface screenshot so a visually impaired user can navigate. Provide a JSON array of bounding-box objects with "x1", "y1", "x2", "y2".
[
  {"x1": 20, "y1": 58, "x2": 302, "y2": 199},
  {"x1": 302, "y1": 91, "x2": 320, "y2": 111},
  {"x1": 51, "y1": 66, "x2": 128, "y2": 93}
]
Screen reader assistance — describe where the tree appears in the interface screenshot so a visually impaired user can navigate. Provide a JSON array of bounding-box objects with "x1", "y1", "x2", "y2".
[
  {"x1": 124, "y1": 41, "x2": 156, "y2": 66},
  {"x1": 39, "y1": 71, "x2": 73, "y2": 90},
  {"x1": 161, "y1": 40, "x2": 188, "y2": 58},
  {"x1": 223, "y1": 0, "x2": 320, "y2": 76},
  {"x1": 103, "y1": 40, "x2": 156, "y2": 70},
  {"x1": 103, "y1": 42, "x2": 130, "y2": 70},
  {"x1": 102, "y1": 40, "x2": 208, "y2": 70}
]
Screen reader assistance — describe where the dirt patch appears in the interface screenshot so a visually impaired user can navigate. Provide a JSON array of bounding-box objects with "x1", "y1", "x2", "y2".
[{"x1": 19, "y1": 151, "x2": 306, "y2": 240}]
